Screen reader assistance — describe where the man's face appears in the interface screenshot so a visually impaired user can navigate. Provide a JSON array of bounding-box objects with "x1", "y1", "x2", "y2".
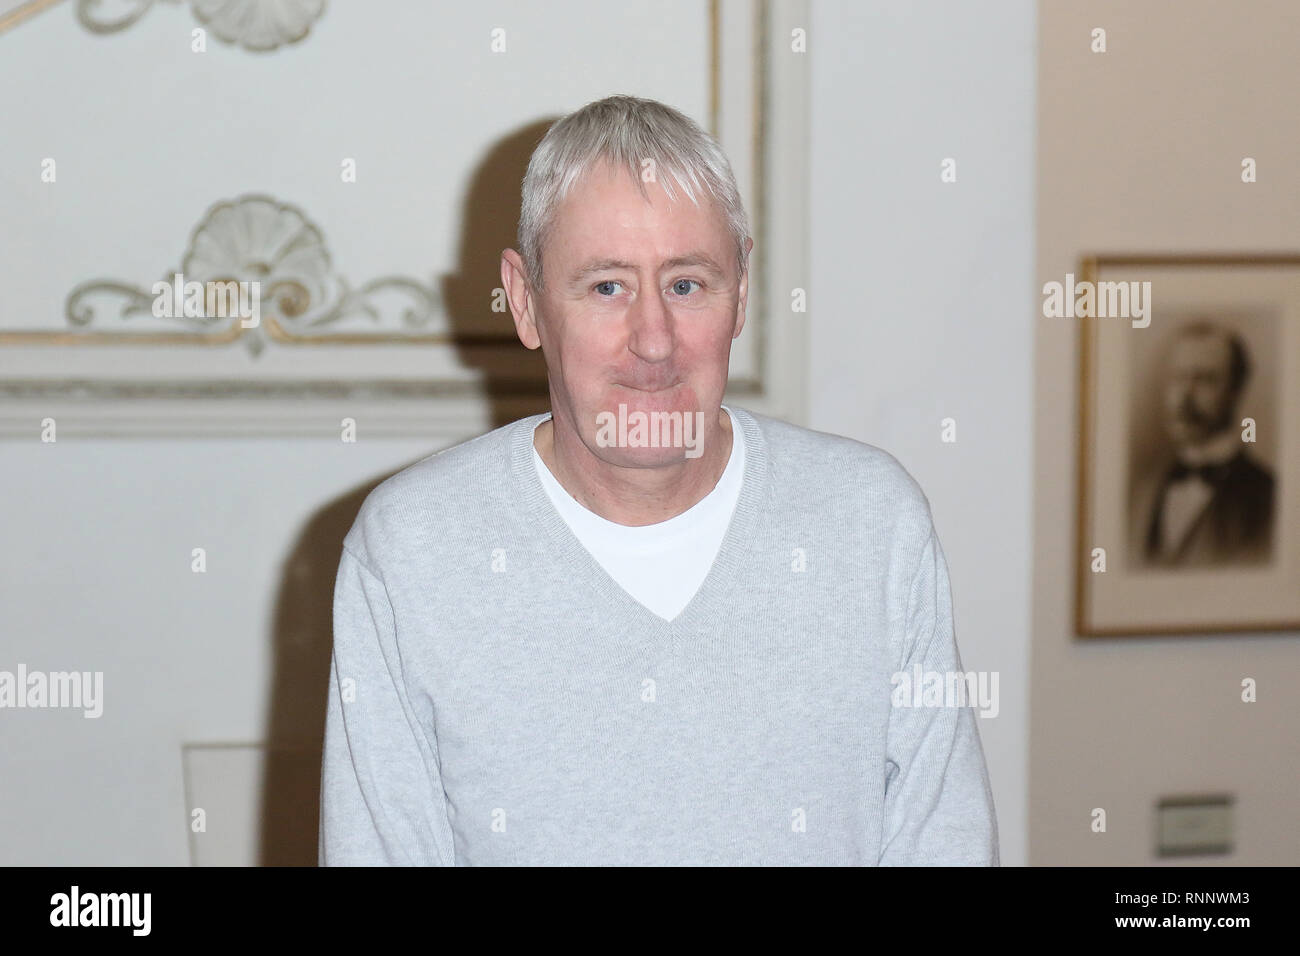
[
  {"x1": 1162, "y1": 332, "x2": 1238, "y2": 446},
  {"x1": 527, "y1": 161, "x2": 748, "y2": 467}
]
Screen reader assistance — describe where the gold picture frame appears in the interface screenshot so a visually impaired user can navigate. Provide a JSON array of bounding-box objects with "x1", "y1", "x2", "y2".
[{"x1": 1075, "y1": 254, "x2": 1300, "y2": 636}]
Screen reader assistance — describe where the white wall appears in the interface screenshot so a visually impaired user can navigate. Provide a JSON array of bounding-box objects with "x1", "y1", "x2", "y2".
[
  {"x1": 809, "y1": 0, "x2": 1037, "y2": 866},
  {"x1": 0, "y1": 438, "x2": 447, "y2": 864}
]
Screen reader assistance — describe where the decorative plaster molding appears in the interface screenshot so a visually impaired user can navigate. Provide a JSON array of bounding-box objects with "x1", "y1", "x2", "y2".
[
  {"x1": 76, "y1": 0, "x2": 324, "y2": 51},
  {"x1": 60, "y1": 194, "x2": 457, "y2": 357}
]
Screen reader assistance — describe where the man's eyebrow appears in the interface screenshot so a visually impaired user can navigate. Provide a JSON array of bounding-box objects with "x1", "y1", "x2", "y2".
[
  {"x1": 567, "y1": 252, "x2": 728, "y2": 285},
  {"x1": 567, "y1": 258, "x2": 638, "y2": 284},
  {"x1": 661, "y1": 252, "x2": 727, "y2": 278}
]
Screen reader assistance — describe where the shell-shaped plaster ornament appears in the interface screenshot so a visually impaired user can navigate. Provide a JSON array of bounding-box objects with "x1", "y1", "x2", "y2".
[
  {"x1": 190, "y1": 0, "x2": 325, "y2": 52},
  {"x1": 182, "y1": 194, "x2": 331, "y2": 322}
]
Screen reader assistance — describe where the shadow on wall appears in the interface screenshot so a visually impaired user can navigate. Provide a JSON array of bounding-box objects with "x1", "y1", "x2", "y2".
[{"x1": 256, "y1": 119, "x2": 556, "y2": 865}]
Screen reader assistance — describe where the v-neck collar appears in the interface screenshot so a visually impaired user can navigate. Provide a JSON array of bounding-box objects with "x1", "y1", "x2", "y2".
[{"x1": 509, "y1": 405, "x2": 770, "y2": 640}]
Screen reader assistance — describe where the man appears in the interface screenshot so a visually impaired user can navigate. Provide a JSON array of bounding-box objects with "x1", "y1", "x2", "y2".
[
  {"x1": 1134, "y1": 321, "x2": 1274, "y2": 568},
  {"x1": 319, "y1": 94, "x2": 998, "y2": 865}
]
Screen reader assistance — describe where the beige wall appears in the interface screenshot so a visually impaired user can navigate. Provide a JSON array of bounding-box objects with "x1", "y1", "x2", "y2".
[{"x1": 1033, "y1": 0, "x2": 1300, "y2": 864}]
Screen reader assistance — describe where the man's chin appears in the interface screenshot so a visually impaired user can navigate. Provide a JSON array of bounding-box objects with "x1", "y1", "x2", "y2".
[
  {"x1": 1167, "y1": 422, "x2": 1228, "y2": 449},
  {"x1": 590, "y1": 444, "x2": 701, "y2": 468},
  {"x1": 585, "y1": 399, "x2": 712, "y2": 463},
  {"x1": 606, "y1": 382, "x2": 696, "y2": 415}
]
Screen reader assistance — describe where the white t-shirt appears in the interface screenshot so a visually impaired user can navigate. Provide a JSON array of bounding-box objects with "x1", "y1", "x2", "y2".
[{"x1": 532, "y1": 406, "x2": 745, "y2": 622}]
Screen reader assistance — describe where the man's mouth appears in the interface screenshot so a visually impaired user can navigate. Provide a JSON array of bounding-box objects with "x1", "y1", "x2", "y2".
[{"x1": 617, "y1": 382, "x2": 681, "y2": 393}]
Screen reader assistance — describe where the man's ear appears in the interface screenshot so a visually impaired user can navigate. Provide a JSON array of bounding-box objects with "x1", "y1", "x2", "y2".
[
  {"x1": 501, "y1": 248, "x2": 541, "y2": 349},
  {"x1": 732, "y1": 237, "x2": 754, "y2": 339}
]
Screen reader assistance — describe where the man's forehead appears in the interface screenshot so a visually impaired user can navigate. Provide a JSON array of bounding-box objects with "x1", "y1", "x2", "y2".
[
  {"x1": 566, "y1": 250, "x2": 729, "y2": 280},
  {"x1": 543, "y1": 163, "x2": 734, "y2": 284},
  {"x1": 555, "y1": 164, "x2": 727, "y2": 231},
  {"x1": 1170, "y1": 333, "x2": 1230, "y2": 365}
]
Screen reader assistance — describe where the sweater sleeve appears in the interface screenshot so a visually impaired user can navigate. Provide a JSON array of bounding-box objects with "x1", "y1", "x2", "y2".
[
  {"x1": 319, "y1": 545, "x2": 456, "y2": 866},
  {"x1": 877, "y1": 523, "x2": 1000, "y2": 866}
]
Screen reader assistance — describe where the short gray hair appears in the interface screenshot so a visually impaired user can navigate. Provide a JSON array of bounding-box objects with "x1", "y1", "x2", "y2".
[{"x1": 517, "y1": 94, "x2": 751, "y2": 291}]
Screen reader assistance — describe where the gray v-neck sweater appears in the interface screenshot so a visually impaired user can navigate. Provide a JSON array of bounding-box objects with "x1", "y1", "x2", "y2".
[{"x1": 319, "y1": 406, "x2": 999, "y2": 866}]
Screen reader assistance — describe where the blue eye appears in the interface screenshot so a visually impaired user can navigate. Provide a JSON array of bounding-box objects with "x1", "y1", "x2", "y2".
[
  {"x1": 671, "y1": 279, "x2": 701, "y2": 296},
  {"x1": 594, "y1": 280, "x2": 624, "y2": 296}
]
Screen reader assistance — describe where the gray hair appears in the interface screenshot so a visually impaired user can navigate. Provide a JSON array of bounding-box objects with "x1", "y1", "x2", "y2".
[{"x1": 517, "y1": 94, "x2": 751, "y2": 291}]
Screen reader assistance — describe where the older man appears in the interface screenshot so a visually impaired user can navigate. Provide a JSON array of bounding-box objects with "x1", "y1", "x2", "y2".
[
  {"x1": 1134, "y1": 321, "x2": 1274, "y2": 567},
  {"x1": 319, "y1": 95, "x2": 998, "y2": 866}
]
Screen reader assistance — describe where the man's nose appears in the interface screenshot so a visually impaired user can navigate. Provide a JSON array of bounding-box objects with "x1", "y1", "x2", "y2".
[{"x1": 627, "y1": 286, "x2": 673, "y2": 362}]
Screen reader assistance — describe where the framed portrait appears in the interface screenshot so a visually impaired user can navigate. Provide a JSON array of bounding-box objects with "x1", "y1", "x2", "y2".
[{"x1": 1074, "y1": 255, "x2": 1300, "y2": 635}]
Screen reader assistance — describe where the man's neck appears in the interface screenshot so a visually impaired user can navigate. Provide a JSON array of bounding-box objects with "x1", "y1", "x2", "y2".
[{"x1": 534, "y1": 408, "x2": 734, "y2": 527}]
